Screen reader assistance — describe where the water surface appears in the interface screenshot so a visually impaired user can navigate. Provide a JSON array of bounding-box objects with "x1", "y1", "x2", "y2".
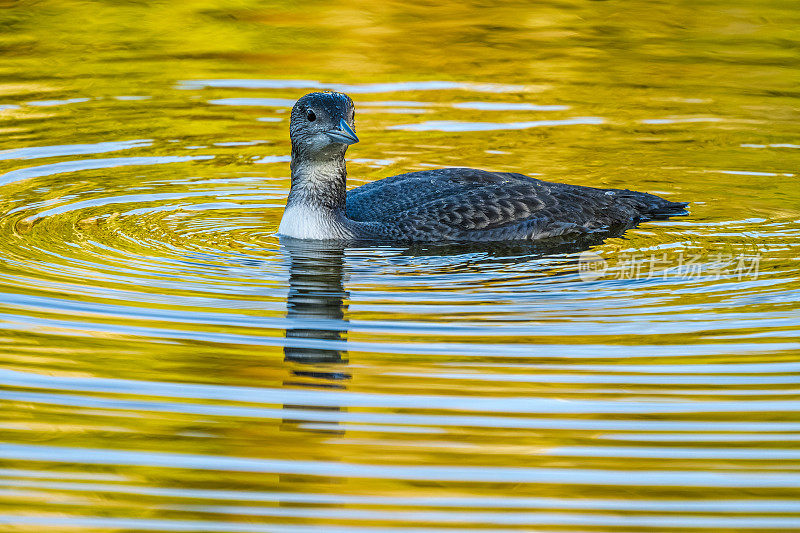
[{"x1": 1, "y1": 1, "x2": 800, "y2": 531}]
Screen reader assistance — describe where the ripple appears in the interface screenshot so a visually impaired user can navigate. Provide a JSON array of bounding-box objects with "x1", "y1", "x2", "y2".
[
  {"x1": 5, "y1": 388, "x2": 800, "y2": 432},
  {"x1": 361, "y1": 100, "x2": 435, "y2": 107},
  {"x1": 0, "y1": 139, "x2": 152, "y2": 161},
  {"x1": 5, "y1": 369, "x2": 800, "y2": 414},
  {"x1": 742, "y1": 143, "x2": 800, "y2": 149},
  {"x1": 207, "y1": 97, "x2": 296, "y2": 107},
  {"x1": 453, "y1": 101, "x2": 569, "y2": 111},
  {"x1": 347, "y1": 157, "x2": 395, "y2": 167},
  {"x1": 708, "y1": 169, "x2": 795, "y2": 177},
  {"x1": 212, "y1": 140, "x2": 268, "y2": 147},
  {"x1": 387, "y1": 116, "x2": 604, "y2": 131},
  {"x1": 641, "y1": 117, "x2": 724, "y2": 124},
  {"x1": 25, "y1": 97, "x2": 90, "y2": 107},
  {"x1": 0, "y1": 155, "x2": 213, "y2": 186},
  {"x1": 181, "y1": 79, "x2": 529, "y2": 93},
  {"x1": 6, "y1": 478, "x2": 800, "y2": 511},
  {"x1": 4, "y1": 443, "x2": 800, "y2": 488},
  {"x1": 254, "y1": 155, "x2": 291, "y2": 164}
]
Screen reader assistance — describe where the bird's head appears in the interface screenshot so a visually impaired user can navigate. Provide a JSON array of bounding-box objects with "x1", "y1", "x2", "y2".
[{"x1": 289, "y1": 91, "x2": 358, "y2": 161}]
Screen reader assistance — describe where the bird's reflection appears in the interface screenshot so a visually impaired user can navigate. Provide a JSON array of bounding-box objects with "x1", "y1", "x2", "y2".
[
  {"x1": 278, "y1": 228, "x2": 642, "y2": 436},
  {"x1": 279, "y1": 228, "x2": 628, "y2": 387},
  {"x1": 282, "y1": 240, "x2": 350, "y2": 389},
  {"x1": 398, "y1": 224, "x2": 639, "y2": 259}
]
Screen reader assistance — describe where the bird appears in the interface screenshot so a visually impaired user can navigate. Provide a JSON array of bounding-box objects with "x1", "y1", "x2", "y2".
[{"x1": 277, "y1": 91, "x2": 687, "y2": 242}]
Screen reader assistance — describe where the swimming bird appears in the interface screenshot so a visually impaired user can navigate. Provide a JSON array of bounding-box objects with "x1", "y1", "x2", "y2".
[{"x1": 278, "y1": 91, "x2": 687, "y2": 242}]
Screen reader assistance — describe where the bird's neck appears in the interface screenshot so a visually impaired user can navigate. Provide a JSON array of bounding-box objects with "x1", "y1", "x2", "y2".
[{"x1": 287, "y1": 149, "x2": 347, "y2": 212}]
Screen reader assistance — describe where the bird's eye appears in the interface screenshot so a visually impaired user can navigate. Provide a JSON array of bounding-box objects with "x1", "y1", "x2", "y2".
[{"x1": 306, "y1": 110, "x2": 316, "y2": 122}]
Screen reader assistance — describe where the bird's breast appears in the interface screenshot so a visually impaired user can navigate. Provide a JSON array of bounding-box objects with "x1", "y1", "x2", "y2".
[{"x1": 278, "y1": 205, "x2": 345, "y2": 240}]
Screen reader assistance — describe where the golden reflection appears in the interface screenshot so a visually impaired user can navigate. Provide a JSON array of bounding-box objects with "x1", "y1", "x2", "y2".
[{"x1": 0, "y1": 0, "x2": 799, "y2": 531}]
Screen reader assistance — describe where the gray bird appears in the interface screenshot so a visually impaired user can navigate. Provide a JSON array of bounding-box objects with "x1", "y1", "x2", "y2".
[{"x1": 278, "y1": 91, "x2": 687, "y2": 242}]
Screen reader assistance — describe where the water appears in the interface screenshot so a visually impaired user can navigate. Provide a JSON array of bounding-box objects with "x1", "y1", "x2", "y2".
[{"x1": 1, "y1": 1, "x2": 799, "y2": 531}]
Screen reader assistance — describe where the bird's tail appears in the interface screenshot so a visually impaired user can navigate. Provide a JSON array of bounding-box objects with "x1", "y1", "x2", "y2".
[
  {"x1": 649, "y1": 199, "x2": 689, "y2": 216},
  {"x1": 616, "y1": 189, "x2": 688, "y2": 218}
]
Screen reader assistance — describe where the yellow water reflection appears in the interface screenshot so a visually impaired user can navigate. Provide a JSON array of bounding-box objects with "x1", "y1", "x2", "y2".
[{"x1": 1, "y1": 0, "x2": 800, "y2": 531}]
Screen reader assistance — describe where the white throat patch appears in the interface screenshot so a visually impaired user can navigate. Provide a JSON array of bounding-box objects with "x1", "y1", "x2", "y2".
[{"x1": 278, "y1": 204, "x2": 343, "y2": 240}]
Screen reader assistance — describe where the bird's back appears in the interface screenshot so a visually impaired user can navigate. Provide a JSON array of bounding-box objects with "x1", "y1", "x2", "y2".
[{"x1": 345, "y1": 167, "x2": 686, "y2": 242}]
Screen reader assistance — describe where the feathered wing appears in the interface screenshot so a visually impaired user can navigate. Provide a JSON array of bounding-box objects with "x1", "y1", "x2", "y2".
[
  {"x1": 346, "y1": 168, "x2": 504, "y2": 222},
  {"x1": 345, "y1": 168, "x2": 687, "y2": 242}
]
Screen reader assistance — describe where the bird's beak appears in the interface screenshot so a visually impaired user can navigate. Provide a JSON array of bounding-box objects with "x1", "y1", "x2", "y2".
[{"x1": 324, "y1": 118, "x2": 359, "y2": 145}]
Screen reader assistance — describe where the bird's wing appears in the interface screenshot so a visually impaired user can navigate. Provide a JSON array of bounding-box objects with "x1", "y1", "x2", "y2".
[
  {"x1": 346, "y1": 167, "x2": 687, "y2": 241},
  {"x1": 349, "y1": 169, "x2": 578, "y2": 241},
  {"x1": 346, "y1": 168, "x2": 538, "y2": 222}
]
